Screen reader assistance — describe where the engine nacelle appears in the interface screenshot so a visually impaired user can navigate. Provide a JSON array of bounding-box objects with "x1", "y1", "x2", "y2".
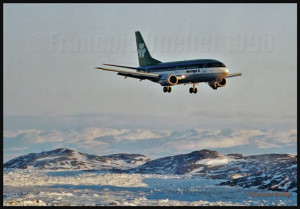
[
  {"x1": 208, "y1": 78, "x2": 227, "y2": 89},
  {"x1": 217, "y1": 78, "x2": 227, "y2": 87},
  {"x1": 158, "y1": 74, "x2": 178, "y2": 86}
]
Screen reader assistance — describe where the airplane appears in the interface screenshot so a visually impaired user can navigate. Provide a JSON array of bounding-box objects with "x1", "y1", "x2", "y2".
[{"x1": 96, "y1": 31, "x2": 242, "y2": 94}]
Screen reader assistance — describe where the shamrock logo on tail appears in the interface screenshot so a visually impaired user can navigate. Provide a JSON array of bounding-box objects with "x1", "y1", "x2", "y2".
[{"x1": 138, "y1": 43, "x2": 146, "y2": 58}]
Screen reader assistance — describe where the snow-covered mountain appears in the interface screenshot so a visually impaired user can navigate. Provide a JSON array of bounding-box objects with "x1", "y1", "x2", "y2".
[{"x1": 3, "y1": 148, "x2": 151, "y2": 171}]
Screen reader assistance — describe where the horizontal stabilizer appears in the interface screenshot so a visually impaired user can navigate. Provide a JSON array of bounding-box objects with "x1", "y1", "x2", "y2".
[
  {"x1": 96, "y1": 67, "x2": 159, "y2": 81},
  {"x1": 103, "y1": 63, "x2": 140, "y2": 70}
]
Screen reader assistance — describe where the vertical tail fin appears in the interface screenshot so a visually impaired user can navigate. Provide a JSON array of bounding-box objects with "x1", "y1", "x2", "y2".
[{"x1": 135, "y1": 31, "x2": 161, "y2": 67}]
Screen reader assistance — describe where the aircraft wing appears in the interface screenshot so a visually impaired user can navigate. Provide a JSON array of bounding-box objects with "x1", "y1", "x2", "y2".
[
  {"x1": 225, "y1": 73, "x2": 242, "y2": 78},
  {"x1": 96, "y1": 67, "x2": 160, "y2": 81}
]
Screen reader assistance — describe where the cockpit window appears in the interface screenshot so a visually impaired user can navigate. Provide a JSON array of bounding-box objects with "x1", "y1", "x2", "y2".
[
  {"x1": 205, "y1": 62, "x2": 226, "y2": 68},
  {"x1": 214, "y1": 62, "x2": 226, "y2": 67},
  {"x1": 220, "y1": 62, "x2": 226, "y2": 67}
]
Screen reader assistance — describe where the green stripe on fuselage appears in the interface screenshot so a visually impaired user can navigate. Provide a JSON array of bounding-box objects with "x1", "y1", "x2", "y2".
[{"x1": 139, "y1": 59, "x2": 226, "y2": 73}]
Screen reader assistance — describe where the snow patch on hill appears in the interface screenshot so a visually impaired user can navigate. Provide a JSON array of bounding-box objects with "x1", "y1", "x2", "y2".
[{"x1": 196, "y1": 158, "x2": 229, "y2": 166}]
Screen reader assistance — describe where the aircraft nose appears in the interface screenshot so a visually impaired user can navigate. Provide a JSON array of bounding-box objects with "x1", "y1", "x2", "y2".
[{"x1": 223, "y1": 68, "x2": 229, "y2": 76}]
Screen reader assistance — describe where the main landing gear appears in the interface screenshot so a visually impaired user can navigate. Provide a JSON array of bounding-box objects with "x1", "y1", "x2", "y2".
[
  {"x1": 189, "y1": 83, "x2": 198, "y2": 94},
  {"x1": 163, "y1": 86, "x2": 172, "y2": 93}
]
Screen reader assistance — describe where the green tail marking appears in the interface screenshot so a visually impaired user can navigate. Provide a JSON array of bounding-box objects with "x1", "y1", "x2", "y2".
[{"x1": 135, "y1": 31, "x2": 161, "y2": 67}]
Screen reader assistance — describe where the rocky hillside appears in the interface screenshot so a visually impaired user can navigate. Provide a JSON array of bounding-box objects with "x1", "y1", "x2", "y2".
[
  {"x1": 3, "y1": 148, "x2": 151, "y2": 171},
  {"x1": 219, "y1": 154, "x2": 297, "y2": 193},
  {"x1": 129, "y1": 150, "x2": 297, "y2": 193},
  {"x1": 130, "y1": 149, "x2": 223, "y2": 175}
]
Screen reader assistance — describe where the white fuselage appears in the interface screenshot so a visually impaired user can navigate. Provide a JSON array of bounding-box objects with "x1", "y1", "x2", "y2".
[{"x1": 148, "y1": 67, "x2": 229, "y2": 85}]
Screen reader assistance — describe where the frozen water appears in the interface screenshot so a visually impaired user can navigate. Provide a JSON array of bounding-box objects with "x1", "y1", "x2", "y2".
[{"x1": 3, "y1": 169, "x2": 297, "y2": 206}]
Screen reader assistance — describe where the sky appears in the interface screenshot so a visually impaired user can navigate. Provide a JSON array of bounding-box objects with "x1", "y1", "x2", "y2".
[{"x1": 4, "y1": 4, "x2": 297, "y2": 129}]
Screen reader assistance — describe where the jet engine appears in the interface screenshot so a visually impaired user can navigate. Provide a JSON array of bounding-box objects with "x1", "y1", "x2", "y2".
[
  {"x1": 158, "y1": 74, "x2": 178, "y2": 86},
  {"x1": 208, "y1": 78, "x2": 227, "y2": 89}
]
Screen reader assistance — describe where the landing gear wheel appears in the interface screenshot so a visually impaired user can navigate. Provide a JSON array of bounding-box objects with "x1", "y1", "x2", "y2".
[
  {"x1": 189, "y1": 87, "x2": 197, "y2": 94},
  {"x1": 163, "y1": 86, "x2": 172, "y2": 93},
  {"x1": 189, "y1": 83, "x2": 198, "y2": 94}
]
